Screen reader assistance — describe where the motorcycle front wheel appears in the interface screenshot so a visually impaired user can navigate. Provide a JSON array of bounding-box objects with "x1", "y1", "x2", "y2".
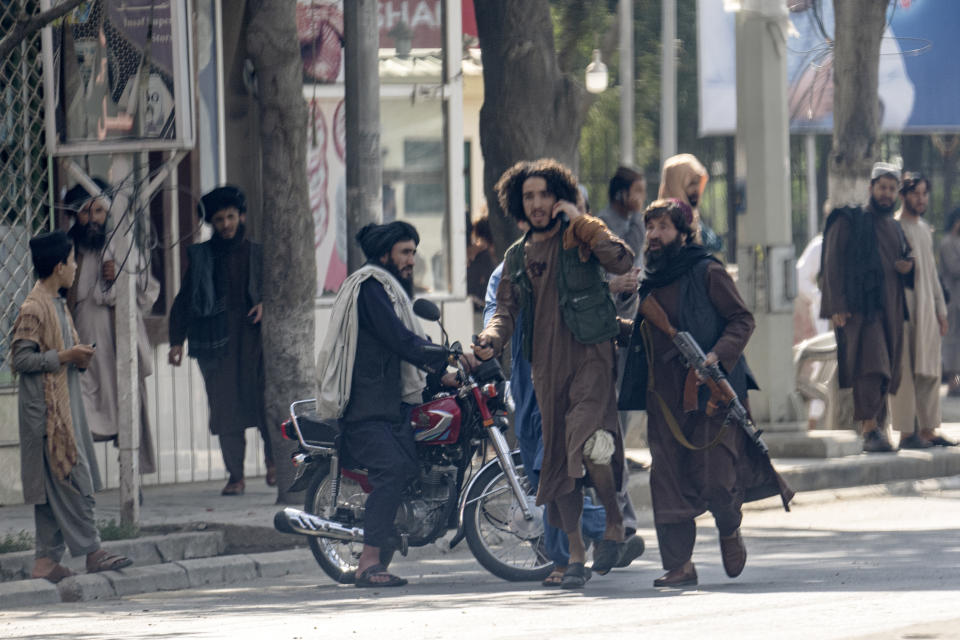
[
  {"x1": 463, "y1": 451, "x2": 553, "y2": 582},
  {"x1": 304, "y1": 467, "x2": 393, "y2": 584}
]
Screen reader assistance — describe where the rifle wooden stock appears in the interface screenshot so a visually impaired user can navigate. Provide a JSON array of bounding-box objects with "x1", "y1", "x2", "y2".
[
  {"x1": 637, "y1": 293, "x2": 790, "y2": 510},
  {"x1": 639, "y1": 294, "x2": 753, "y2": 430}
]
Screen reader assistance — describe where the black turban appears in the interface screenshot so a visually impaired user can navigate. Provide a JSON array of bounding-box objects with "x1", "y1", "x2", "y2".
[
  {"x1": 198, "y1": 185, "x2": 246, "y2": 223},
  {"x1": 356, "y1": 221, "x2": 420, "y2": 260},
  {"x1": 63, "y1": 177, "x2": 110, "y2": 214},
  {"x1": 29, "y1": 231, "x2": 73, "y2": 278}
]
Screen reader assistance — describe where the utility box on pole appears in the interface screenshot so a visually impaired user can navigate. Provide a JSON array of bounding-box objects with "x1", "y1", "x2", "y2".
[{"x1": 733, "y1": 2, "x2": 797, "y2": 425}]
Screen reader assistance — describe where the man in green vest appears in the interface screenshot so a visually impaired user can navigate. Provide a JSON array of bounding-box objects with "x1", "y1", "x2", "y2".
[{"x1": 473, "y1": 158, "x2": 634, "y2": 588}]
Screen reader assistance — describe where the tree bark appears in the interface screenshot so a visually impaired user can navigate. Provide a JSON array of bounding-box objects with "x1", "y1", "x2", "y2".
[
  {"x1": 933, "y1": 134, "x2": 960, "y2": 218},
  {"x1": 244, "y1": 0, "x2": 316, "y2": 503},
  {"x1": 475, "y1": 0, "x2": 590, "y2": 257},
  {"x1": 828, "y1": 0, "x2": 887, "y2": 207}
]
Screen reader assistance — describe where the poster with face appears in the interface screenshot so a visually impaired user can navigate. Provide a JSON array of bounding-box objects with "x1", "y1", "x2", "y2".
[{"x1": 45, "y1": 0, "x2": 193, "y2": 154}]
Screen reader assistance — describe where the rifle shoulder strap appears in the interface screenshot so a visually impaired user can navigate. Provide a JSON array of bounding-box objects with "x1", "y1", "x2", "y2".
[{"x1": 640, "y1": 320, "x2": 726, "y2": 451}]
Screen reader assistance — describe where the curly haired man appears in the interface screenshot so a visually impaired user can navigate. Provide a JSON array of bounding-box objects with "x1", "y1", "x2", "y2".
[{"x1": 473, "y1": 159, "x2": 633, "y2": 588}]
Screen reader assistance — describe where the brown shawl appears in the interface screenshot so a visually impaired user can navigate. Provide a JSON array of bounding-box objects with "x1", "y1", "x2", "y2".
[{"x1": 12, "y1": 281, "x2": 79, "y2": 480}]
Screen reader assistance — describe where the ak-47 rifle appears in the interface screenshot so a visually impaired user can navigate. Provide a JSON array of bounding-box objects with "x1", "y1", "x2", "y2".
[{"x1": 637, "y1": 294, "x2": 770, "y2": 456}]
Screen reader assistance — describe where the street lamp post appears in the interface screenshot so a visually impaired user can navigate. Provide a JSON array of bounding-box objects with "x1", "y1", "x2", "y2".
[
  {"x1": 661, "y1": 0, "x2": 676, "y2": 169},
  {"x1": 620, "y1": 0, "x2": 634, "y2": 166},
  {"x1": 586, "y1": 1, "x2": 636, "y2": 168}
]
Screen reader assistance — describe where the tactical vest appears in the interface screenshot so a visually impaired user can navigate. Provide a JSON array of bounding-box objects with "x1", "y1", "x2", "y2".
[
  {"x1": 504, "y1": 221, "x2": 619, "y2": 360},
  {"x1": 617, "y1": 257, "x2": 757, "y2": 411}
]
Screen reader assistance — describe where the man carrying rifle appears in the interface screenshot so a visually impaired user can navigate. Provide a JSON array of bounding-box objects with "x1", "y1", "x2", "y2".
[{"x1": 619, "y1": 199, "x2": 793, "y2": 588}]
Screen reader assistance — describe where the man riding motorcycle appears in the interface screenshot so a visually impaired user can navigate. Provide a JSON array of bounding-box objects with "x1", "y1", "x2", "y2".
[{"x1": 315, "y1": 220, "x2": 451, "y2": 587}]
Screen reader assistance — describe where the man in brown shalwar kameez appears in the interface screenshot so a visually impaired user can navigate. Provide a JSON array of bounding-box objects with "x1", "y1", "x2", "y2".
[
  {"x1": 168, "y1": 186, "x2": 272, "y2": 495},
  {"x1": 474, "y1": 159, "x2": 633, "y2": 589},
  {"x1": 13, "y1": 231, "x2": 132, "y2": 583},
  {"x1": 618, "y1": 199, "x2": 792, "y2": 588},
  {"x1": 820, "y1": 163, "x2": 914, "y2": 453}
]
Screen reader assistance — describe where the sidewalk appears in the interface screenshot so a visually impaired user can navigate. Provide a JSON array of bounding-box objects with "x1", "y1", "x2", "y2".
[{"x1": 2, "y1": 425, "x2": 960, "y2": 608}]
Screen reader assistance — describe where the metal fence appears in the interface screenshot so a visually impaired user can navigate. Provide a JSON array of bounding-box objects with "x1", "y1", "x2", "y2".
[{"x1": 1, "y1": 1, "x2": 53, "y2": 385}]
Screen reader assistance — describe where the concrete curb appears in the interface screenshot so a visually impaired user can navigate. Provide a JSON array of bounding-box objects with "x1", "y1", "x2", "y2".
[
  {"x1": 0, "y1": 578, "x2": 60, "y2": 608},
  {"x1": 0, "y1": 530, "x2": 226, "y2": 583},
  {"x1": 0, "y1": 548, "x2": 316, "y2": 607},
  {"x1": 624, "y1": 445, "x2": 960, "y2": 510}
]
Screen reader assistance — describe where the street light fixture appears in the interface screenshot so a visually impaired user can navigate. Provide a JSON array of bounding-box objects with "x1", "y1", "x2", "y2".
[{"x1": 585, "y1": 49, "x2": 608, "y2": 94}]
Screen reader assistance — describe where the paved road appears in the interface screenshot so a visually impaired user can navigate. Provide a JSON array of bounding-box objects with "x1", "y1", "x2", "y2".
[{"x1": 3, "y1": 480, "x2": 960, "y2": 640}]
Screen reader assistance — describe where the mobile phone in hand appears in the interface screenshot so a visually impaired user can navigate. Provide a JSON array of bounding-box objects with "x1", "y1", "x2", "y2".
[{"x1": 78, "y1": 342, "x2": 95, "y2": 372}]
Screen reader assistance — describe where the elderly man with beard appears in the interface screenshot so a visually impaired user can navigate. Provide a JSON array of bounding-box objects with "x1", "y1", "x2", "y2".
[
  {"x1": 64, "y1": 179, "x2": 159, "y2": 476},
  {"x1": 168, "y1": 186, "x2": 272, "y2": 495},
  {"x1": 821, "y1": 163, "x2": 914, "y2": 453},
  {"x1": 618, "y1": 199, "x2": 791, "y2": 588},
  {"x1": 474, "y1": 159, "x2": 633, "y2": 589},
  {"x1": 891, "y1": 173, "x2": 956, "y2": 448},
  {"x1": 315, "y1": 220, "x2": 450, "y2": 588}
]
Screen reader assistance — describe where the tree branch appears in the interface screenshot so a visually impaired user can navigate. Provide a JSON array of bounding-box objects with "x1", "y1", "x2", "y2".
[{"x1": 0, "y1": 0, "x2": 87, "y2": 61}]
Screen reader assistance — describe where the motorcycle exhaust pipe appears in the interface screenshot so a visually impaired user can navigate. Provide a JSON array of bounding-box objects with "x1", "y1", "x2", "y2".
[{"x1": 273, "y1": 507, "x2": 364, "y2": 543}]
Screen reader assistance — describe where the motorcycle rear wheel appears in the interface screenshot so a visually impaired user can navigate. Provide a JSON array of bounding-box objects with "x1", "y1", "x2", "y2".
[
  {"x1": 463, "y1": 451, "x2": 553, "y2": 582},
  {"x1": 304, "y1": 468, "x2": 393, "y2": 584}
]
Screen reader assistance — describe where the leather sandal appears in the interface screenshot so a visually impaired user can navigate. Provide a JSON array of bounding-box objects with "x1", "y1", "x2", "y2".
[
  {"x1": 35, "y1": 564, "x2": 75, "y2": 584},
  {"x1": 560, "y1": 562, "x2": 591, "y2": 589},
  {"x1": 929, "y1": 435, "x2": 958, "y2": 447},
  {"x1": 355, "y1": 563, "x2": 408, "y2": 588},
  {"x1": 86, "y1": 549, "x2": 133, "y2": 573},
  {"x1": 541, "y1": 567, "x2": 566, "y2": 587},
  {"x1": 592, "y1": 539, "x2": 625, "y2": 575},
  {"x1": 613, "y1": 534, "x2": 646, "y2": 568}
]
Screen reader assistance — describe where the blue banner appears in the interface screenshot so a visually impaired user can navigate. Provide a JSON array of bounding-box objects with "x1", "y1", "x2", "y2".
[{"x1": 698, "y1": 0, "x2": 960, "y2": 135}]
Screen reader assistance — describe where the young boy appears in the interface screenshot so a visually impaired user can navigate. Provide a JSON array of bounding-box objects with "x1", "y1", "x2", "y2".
[{"x1": 12, "y1": 230, "x2": 132, "y2": 583}]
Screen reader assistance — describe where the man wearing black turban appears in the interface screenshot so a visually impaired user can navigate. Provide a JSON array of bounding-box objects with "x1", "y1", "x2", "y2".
[
  {"x1": 316, "y1": 219, "x2": 447, "y2": 587},
  {"x1": 167, "y1": 185, "x2": 274, "y2": 495},
  {"x1": 355, "y1": 220, "x2": 420, "y2": 296}
]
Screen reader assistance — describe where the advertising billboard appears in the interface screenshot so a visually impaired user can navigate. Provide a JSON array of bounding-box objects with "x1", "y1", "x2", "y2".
[{"x1": 698, "y1": 0, "x2": 960, "y2": 136}]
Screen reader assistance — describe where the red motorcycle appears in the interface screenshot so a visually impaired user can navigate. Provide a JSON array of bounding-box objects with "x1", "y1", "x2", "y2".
[{"x1": 274, "y1": 299, "x2": 551, "y2": 583}]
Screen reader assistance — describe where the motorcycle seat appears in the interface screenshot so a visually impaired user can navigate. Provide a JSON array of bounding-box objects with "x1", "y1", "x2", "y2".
[{"x1": 296, "y1": 414, "x2": 340, "y2": 447}]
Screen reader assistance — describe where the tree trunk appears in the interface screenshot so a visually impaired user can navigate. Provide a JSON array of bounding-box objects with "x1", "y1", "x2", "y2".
[
  {"x1": 475, "y1": 0, "x2": 590, "y2": 257},
  {"x1": 828, "y1": 0, "x2": 887, "y2": 207},
  {"x1": 934, "y1": 134, "x2": 960, "y2": 219},
  {"x1": 900, "y1": 134, "x2": 924, "y2": 173},
  {"x1": 244, "y1": 0, "x2": 316, "y2": 503}
]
